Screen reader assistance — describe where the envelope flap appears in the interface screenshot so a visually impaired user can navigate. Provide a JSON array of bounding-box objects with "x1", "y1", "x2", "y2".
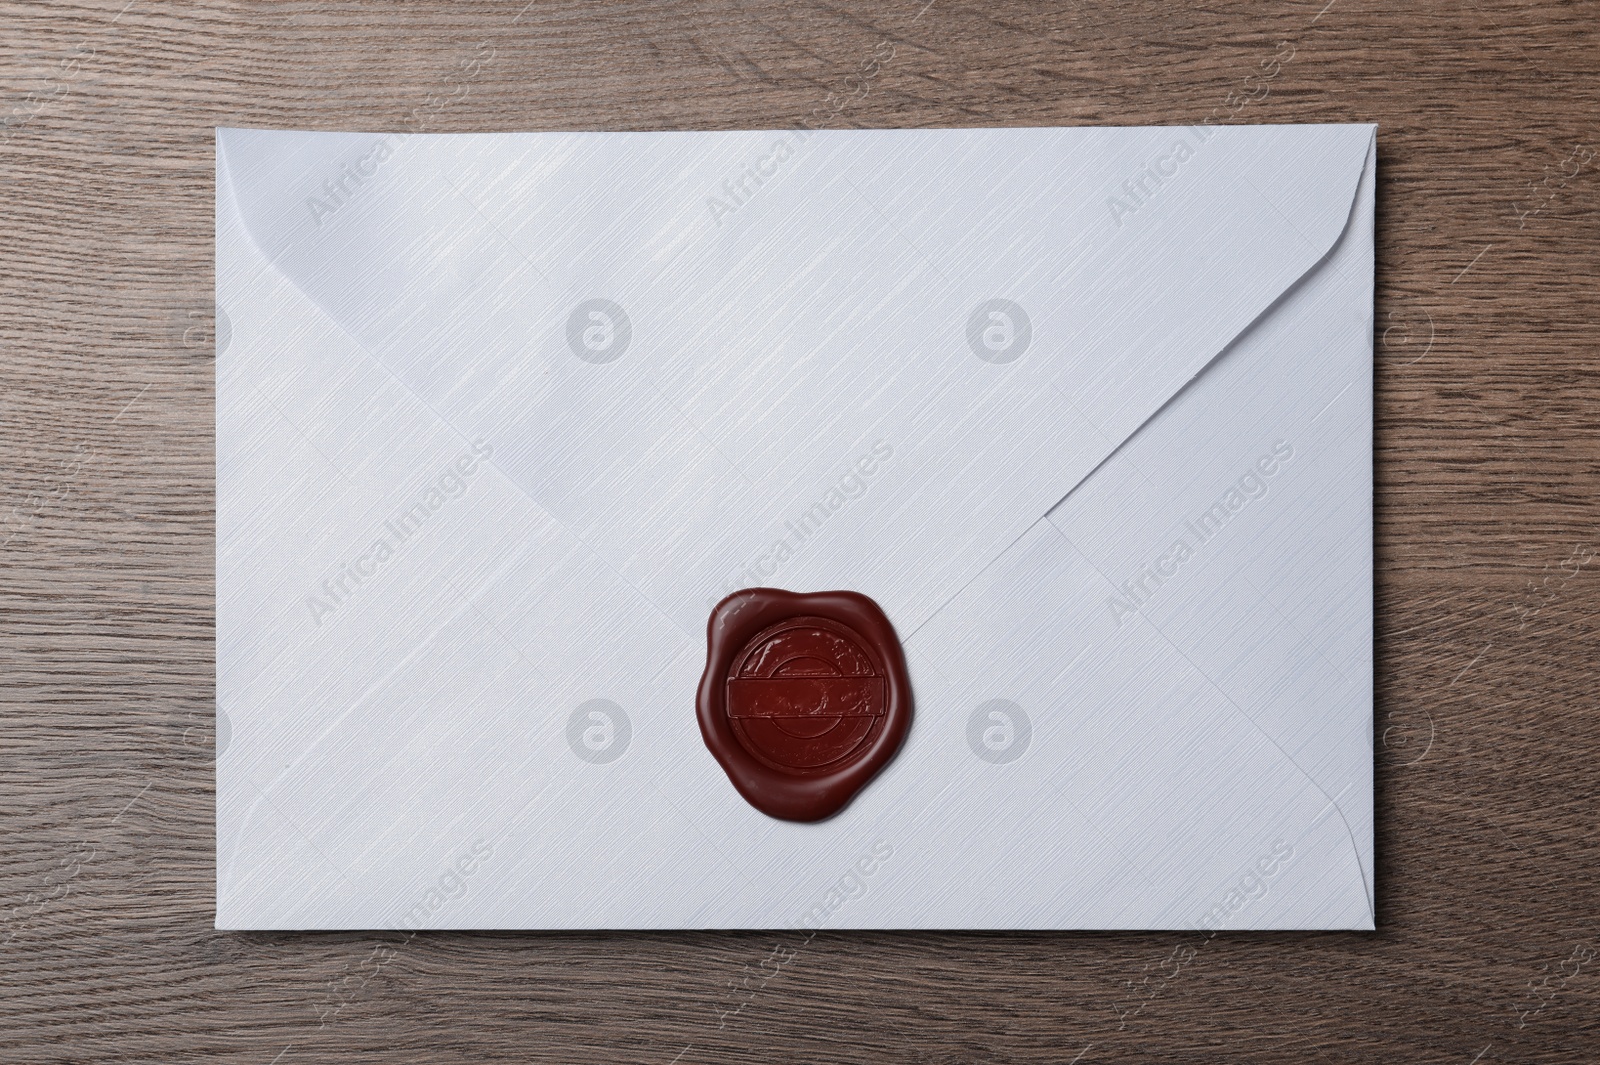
[{"x1": 217, "y1": 124, "x2": 1374, "y2": 637}]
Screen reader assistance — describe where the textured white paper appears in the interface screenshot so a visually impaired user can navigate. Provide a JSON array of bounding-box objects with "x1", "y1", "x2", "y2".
[{"x1": 216, "y1": 123, "x2": 1375, "y2": 930}]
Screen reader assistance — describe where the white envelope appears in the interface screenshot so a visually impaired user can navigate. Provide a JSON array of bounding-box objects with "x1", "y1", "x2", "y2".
[{"x1": 216, "y1": 123, "x2": 1375, "y2": 930}]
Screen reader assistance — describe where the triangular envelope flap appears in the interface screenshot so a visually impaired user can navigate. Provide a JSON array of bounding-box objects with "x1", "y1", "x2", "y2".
[{"x1": 218, "y1": 125, "x2": 1372, "y2": 637}]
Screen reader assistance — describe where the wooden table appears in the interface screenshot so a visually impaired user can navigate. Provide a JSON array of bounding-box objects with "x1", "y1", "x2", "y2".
[{"x1": 3, "y1": 1, "x2": 1596, "y2": 1061}]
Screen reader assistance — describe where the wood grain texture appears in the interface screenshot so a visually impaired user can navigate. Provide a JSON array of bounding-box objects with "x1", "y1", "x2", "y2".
[{"x1": 2, "y1": 0, "x2": 1598, "y2": 1061}]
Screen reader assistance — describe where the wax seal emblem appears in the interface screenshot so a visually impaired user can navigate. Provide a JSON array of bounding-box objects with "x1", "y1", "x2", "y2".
[{"x1": 698, "y1": 589, "x2": 912, "y2": 822}]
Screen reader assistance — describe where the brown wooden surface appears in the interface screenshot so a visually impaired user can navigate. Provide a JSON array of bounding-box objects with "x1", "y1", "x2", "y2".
[{"x1": 3, "y1": 0, "x2": 1598, "y2": 1061}]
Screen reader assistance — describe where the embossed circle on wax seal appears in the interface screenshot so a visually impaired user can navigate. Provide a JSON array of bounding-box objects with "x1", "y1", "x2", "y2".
[{"x1": 698, "y1": 589, "x2": 913, "y2": 822}]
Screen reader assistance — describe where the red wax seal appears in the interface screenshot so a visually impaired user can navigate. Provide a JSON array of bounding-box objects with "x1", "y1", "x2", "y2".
[{"x1": 698, "y1": 588, "x2": 912, "y2": 822}]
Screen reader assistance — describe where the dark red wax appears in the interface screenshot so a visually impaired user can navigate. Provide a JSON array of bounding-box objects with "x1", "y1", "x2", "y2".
[{"x1": 698, "y1": 588, "x2": 912, "y2": 822}]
